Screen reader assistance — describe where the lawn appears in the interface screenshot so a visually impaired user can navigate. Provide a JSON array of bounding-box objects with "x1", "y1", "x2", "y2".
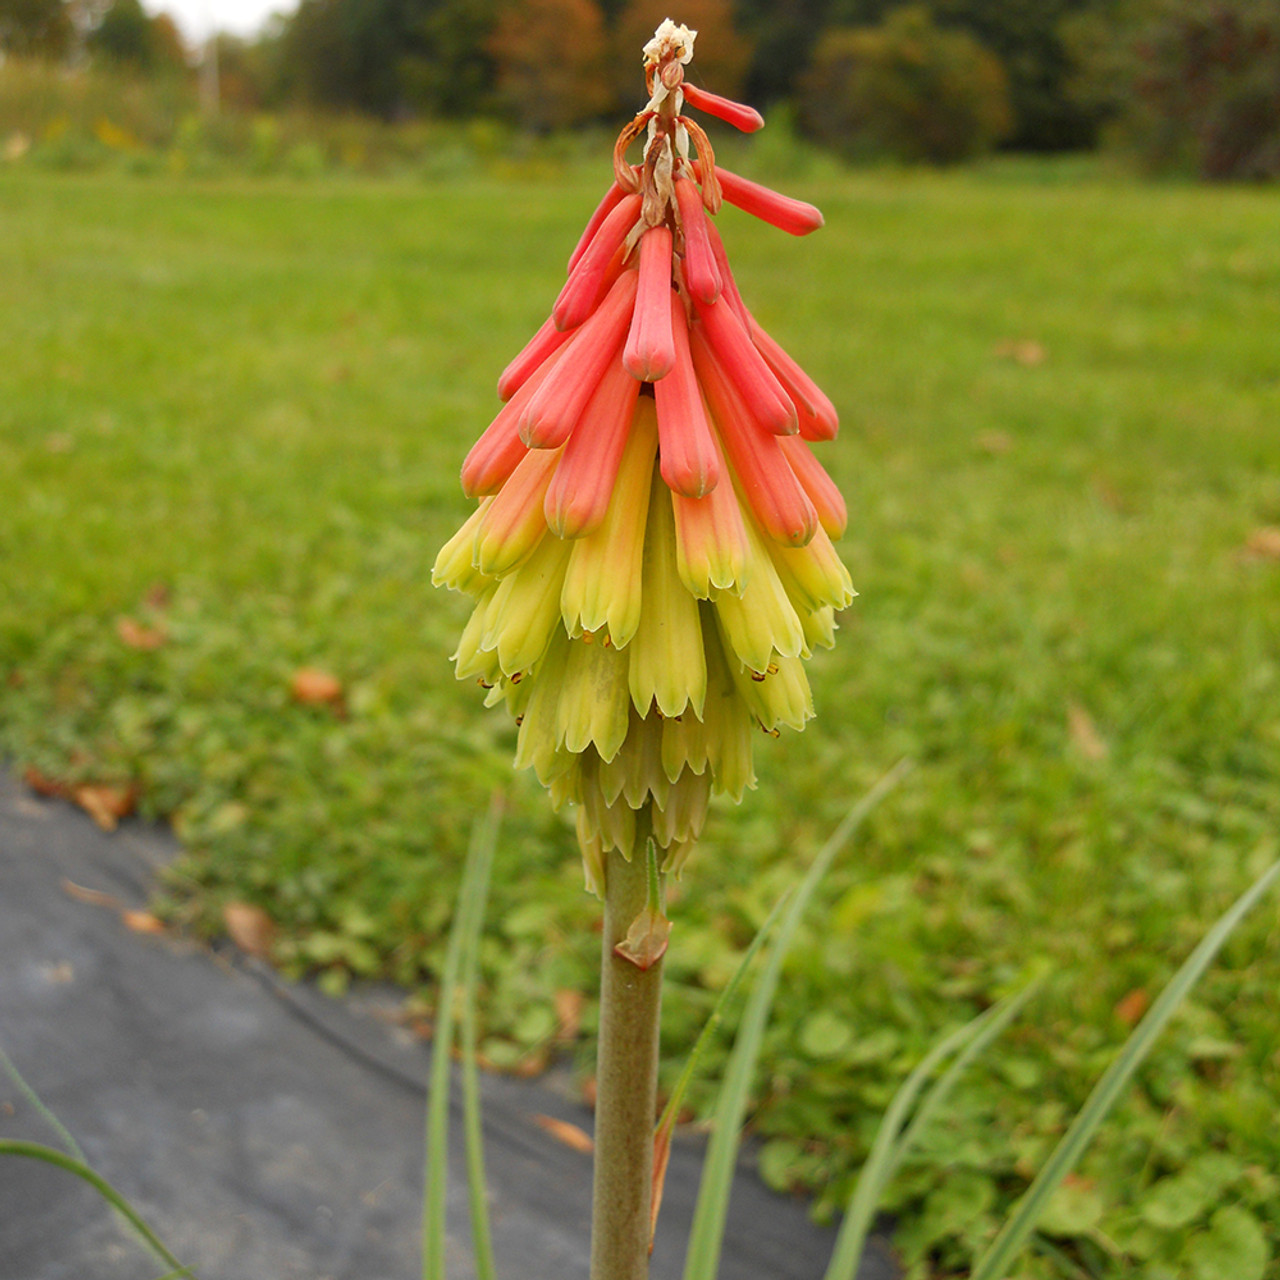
[{"x1": 2, "y1": 155, "x2": 1279, "y2": 1278}]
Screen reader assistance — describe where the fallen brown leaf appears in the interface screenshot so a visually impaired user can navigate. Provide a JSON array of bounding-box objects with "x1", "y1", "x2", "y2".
[
  {"x1": 975, "y1": 430, "x2": 1014, "y2": 456},
  {"x1": 122, "y1": 909, "x2": 167, "y2": 936},
  {"x1": 223, "y1": 901, "x2": 277, "y2": 960},
  {"x1": 512, "y1": 1049, "x2": 550, "y2": 1079},
  {"x1": 116, "y1": 616, "x2": 167, "y2": 650},
  {"x1": 1243, "y1": 526, "x2": 1280, "y2": 560},
  {"x1": 1067, "y1": 702, "x2": 1109, "y2": 762},
  {"x1": 994, "y1": 338, "x2": 1047, "y2": 366},
  {"x1": 1114, "y1": 987, "x2": 1149, "y2": 1027},
  {"x1": 60, "y1": 878, "x2": 125, "y2": 911},
  {"x1": 73, "y1": 783, "x2": 137, "y2": 831},
  {"x1": 533, "y1": 1114, "x2": 594, "y2": 1154},
  {"x1": 290, "y1": 667, "x2": 345, "y2": 709},
  {"x1": 24, "y1": 765, "x2": 70, "y2": 799}
]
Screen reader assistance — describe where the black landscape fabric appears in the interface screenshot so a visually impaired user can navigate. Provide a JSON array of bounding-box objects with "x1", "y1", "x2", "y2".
[{"x1": 0, "y1": 770, "x2": 896, "y2": 1280}]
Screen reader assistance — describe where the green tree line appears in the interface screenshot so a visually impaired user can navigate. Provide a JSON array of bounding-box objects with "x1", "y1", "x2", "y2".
[{"x1": 4, "y1": 0, "x2": 1279, "y2": 175}]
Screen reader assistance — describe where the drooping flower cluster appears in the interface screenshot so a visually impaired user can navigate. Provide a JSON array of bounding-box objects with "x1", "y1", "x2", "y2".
[{"x1": 434, "y1": 20, "x2": 854, "y2": 890}]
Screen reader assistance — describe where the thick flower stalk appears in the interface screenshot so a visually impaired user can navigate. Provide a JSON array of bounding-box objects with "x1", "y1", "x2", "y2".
[{"x1": 434, "y1": 20, "x2": 853, "y2": 891}]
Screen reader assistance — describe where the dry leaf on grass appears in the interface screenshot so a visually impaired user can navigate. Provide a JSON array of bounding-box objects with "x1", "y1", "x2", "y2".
[
  {"x1": 290, "y1": 667, "x2": 345, "y2": 710},
  {"x1": 533, "y1": 1114, "x2": 594, "y2": 1154},
  {"x1": 73, "y1": 784, "x2": 137, "y2": 831},
  {"x1": 24, "y1": 765, "x2": 69, "y2": 799},
  {"x1": 975, "y1": 429, "x2": 1014, "y2": 456},
  {"x1": 1067, "y1": 702, "x2": 1109, "y2": 762},
  {"x1": 993, "y1": 338, "x2": 1047, "y2": 366},
  {"x1": 223, "y1": 901, "x2": 277, "y2": 959},
  {"x1": 116, "y1": 616, "x2": 167, "y2": 650},
  {"x1": 1114, "y1": 987, "x2": 1149, "y2": 1027},
  {"x1": 1242, "y1": 526, "x2": 1280, "y2": 561}
]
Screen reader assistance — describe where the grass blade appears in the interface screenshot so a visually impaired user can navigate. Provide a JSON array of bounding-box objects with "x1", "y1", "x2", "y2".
[
  {"x1": 651, "y1": 886, "x2": 792, "y2": 1243},
  {"x1": 0, "y1": 1044, "x2": 87, "y2": 1162},
  {"x1": 460, "y1": 797, "x2": 502, "y2": 1280},
  {"x1": 423, "y1": 798, "x2": 503, "y2": 1280},
  {"x1": 681, "y1": 761, "x2": 911, "y2": 1280},
  {"x1": 970, "y1": 856, "x2": 1280, "y2": 1280},
  {"x1": 0, "y1": 1139, "x2": 193, "y2": 1276},
  {"x1": 824, "y1": 975, "x2": 1043, "y2": 1280}
]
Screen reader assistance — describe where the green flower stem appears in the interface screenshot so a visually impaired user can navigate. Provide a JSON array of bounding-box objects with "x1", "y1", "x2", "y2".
[{"x1": 590, "y1": 828, "x2": 665, "y2": 1280}]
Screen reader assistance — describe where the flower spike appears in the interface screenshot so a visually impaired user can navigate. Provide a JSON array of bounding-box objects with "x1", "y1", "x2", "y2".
[{"x1": 436, "y1": 21, "x2": 852, "y2": 882}]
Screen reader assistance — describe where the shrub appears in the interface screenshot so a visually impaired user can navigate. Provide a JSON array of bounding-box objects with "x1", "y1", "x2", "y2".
[
  {"x1": 1121, "y1": 0, "x2": 1280, "y2": 179},
  {"x1": 799, "y1": 5, "x2": 1013, "y2": 164}
]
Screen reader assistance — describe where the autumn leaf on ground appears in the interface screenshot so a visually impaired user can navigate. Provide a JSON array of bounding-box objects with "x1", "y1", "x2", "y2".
[
  {"x1": 290, "y1": 667, "x2": 345, "y2": 711},
  {"x1": 1241, "y1": 526, "x2": 1280, "y2": 561},
  {"x1": 1115, "y1": 987, "x2": 1150, "y2": 1027},
  {"x1": 24, "y1": 765, "x2": 70, "y2": 799},
  {"x1": 533, "y1": 1114, "x2": 594, "y2": 1154},
  {"x1": 223, "y1": 901, "x2": 276, "y2": 960},
  {"x1": 975, "y1": 429, "x2": 1014, "y2": 456},
  {"x1": 1067, "y1": 702, "x2": 1109, "y2": 761},
  {"x1": 73, "y1": 783, "x2": 137, "y2": 831},
  {"x1": 994, "y1": 338, "x2": 1047, "y2": 366},
  {"x1": 116, "y1": 616, "x2": 167, "y2": 650},
  {"x1": 61, "y1": 878, "x2": 124, "y2": 910},
  {"x1": 122, "y1": 910, "x2": 167, "y2": 936}
]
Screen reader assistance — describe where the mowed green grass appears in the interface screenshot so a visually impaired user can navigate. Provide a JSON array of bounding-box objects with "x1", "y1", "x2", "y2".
[{"x1": 2, "y1": 160, "x2": 1279, "y2": 1277}]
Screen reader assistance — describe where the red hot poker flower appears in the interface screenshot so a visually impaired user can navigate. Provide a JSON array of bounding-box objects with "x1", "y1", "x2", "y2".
[{"x1": 434, "y1": 19, "x2": 854, "y2": 887}]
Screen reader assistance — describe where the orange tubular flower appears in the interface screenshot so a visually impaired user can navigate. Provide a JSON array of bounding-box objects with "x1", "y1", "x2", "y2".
[{"x1": 433, "y1": 20, "x2": 854, "y2": 890}]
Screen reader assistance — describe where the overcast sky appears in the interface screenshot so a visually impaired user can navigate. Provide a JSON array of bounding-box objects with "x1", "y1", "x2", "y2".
[{"x1": 143, "y1": 0, "x2": 294, "y2": 41}]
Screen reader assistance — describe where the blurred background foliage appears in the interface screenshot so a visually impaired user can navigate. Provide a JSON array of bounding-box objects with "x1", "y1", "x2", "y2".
[{"x1": 2, "y1": 0, "x2": 1280, "y2": 178}]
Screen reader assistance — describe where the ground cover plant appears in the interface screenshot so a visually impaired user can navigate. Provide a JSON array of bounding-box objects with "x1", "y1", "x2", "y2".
[{"x1": 2, "y1": 154, "x2": 1279, "y2": 1277}]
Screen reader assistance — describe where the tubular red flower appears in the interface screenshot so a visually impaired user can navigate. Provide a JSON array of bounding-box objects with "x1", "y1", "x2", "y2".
[
  {"x1": 497, "y1": 315, "x2": 575, "y2": 402},
  {"x1": 679, "y1": 83, "x2": 764, "y2": 133},
  {"x1": 673, "y1": 176, "x2": 721, "y2": 305},
  {"x1": 567, "y1": 179, "x2": 629, "y2": 275},
  {"x1": 654, "y1": 297, "x2": 719, "y2": 500},
  {"x1": 623, "y1": 226, "x2": 677, "y2": 383},
  {"x1": 462, "y1": 345, "x2": 568, "y2": 496},
  {"x1": 710, "y1": 165, "x2": 825, "y2": 236},
  {"x1": 702, "y1": 218, "x2": 749, "y2": 324},
  {"x1": 552, "y1": 192, "x2": 642, "y2": 332},
  {"x1": 778, "y1": 435, "x2": 847, "y2": 539},
  {"x1": 689, "y1": 327, "x2": 817, "y2": 548},
  {"x1": 748, "y1": 319, "x2": 839, "y2": 441},
  {"x1": 544, "y1": 360, "x2": 642, "y2": 539},
  {"x1": 522, "y1": 270, "x2": 639, "y2": 450},
  {"x1": 691, "y1": 293, "x2": 797, "y2": 437}
]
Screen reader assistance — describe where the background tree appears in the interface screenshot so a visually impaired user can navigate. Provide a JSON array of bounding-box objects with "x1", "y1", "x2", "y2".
[
  {"x1": 87, "y1": 0, "x2": 186, "y2": 72},
  {"x1": 0, "y1": 0, "x2": 73, "y2": 58},
  {"x1": 1071, "y1": 0, "x2": 1280, "y2": 178},
  {"x1": 488, "y1": 0, "x2": 611, "y2": 130},
  {"x1": 276, "y1": 0, "x2": 411, "y2": 116},
  {"x1": 799, "y1": 4, "x2": 1012, "y2": 162},
  {"x1": 399, "y1": 0, "x2": 502, "y2": 117}
]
